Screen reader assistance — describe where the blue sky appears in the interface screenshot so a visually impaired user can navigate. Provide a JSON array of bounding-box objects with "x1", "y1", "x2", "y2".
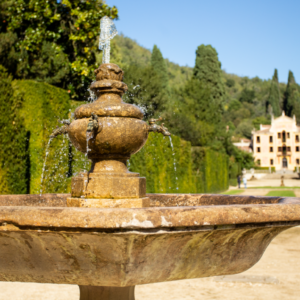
[{"x1": 106, "y1": 0, "x2": 300, "y2": 83}]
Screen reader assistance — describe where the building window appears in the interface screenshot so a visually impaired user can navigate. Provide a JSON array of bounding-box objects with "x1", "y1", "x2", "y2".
[
  {"x1": 270, "y1": 147, "x2": 273, "y2": 152},
  {"x1": 270, "y1": 159, "x2": 274, "y2": 165},
  {"x1": 297, "y1": 159, "x2": 300, "y2": 165},
  {"x1": 278, "y1": 132, "x2": 281, "y2": 139},
  {"x1": 256, "y1": 136, "x2": 260, "y2": 143},
  {"x1": 269, "y1": 136, "x2": 273, "y2": 143},
  {"x1": 296, "y1": 135, "x2": 299, "y2": 142},
  {"x1": 287, "y1": 132, "x2": 290, "y2": 138},
  {"x1": 257, "y1": 159, "x2": 261, "y2": 166},
  {"x1": 257, "y1": 147, "x2": 261, "y2": 153},
  {"x1": 278, "y1": 147, "x2": 282, "y2": 152},
  {"x1": 287, "y1": 146, "x2": 291, "y2": 152},
  {"x1": 296, "y1": 146, "x2": 299, "y2": 152}
]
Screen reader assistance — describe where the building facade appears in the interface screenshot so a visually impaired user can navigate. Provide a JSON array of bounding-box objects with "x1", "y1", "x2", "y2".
[{"x1": 252, "y1": 112, "x2": 300, "y2": 171}]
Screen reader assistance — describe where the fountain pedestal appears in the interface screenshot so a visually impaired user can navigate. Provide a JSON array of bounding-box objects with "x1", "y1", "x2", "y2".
[
  {"x1": 79, "y1": 286, "x2": 135, "y2": 300},
  {"x1": 66, "y1": 64, "x2": 151, "y2": 208}
]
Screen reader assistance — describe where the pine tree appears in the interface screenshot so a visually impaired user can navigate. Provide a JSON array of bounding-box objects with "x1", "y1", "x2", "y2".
[
  {"x1": 266, "y1": 69, "x2": 281, "y2": 116},
  {"x1": 151, "y1": 45, "x2": 169, "y2": 89},
  {"x1": 193, "y1": 44, "x2": 225, "y2": 121},
  {"x1": 283, "y1": 71, "x2": 300, "y2": 118}
]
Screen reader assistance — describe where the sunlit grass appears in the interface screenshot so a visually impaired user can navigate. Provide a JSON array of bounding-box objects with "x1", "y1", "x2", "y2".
[{"x1": 265, "y1": 190, "x2": 296, "y2": 197}]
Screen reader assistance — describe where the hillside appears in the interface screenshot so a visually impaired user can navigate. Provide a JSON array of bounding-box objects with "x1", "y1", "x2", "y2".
[{"x1": 112, "y1": 34, "x2": 292, "y2": 140}]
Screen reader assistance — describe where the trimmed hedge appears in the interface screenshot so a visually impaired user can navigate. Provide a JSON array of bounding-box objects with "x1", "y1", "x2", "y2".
[
  {"x1": 0, "y1": 67, "x2": 28, "y2": 194},
  {"x1": 130, "y1": 136, "x2": 228, "y2": 194},
  {"x1": 192, "y1": 147, "x2": 228, "y2": 193},
  {"x1": 0, "y1": 81, "x2": 229, "y2": 195},
  {"x1": 12, "y1": 80, "x2": 71, "y2": 194}
]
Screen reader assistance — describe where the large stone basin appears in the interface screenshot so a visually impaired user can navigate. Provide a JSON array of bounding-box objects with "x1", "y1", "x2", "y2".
[{"x1": 0, "y1": 193, "x2": 300, "y2": 298}]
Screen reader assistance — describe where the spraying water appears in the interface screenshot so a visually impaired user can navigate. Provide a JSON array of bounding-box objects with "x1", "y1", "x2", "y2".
[
  {"x1": 99, "y1": 16, "x2": 118, "y2": 64},
  {"x1": 40, "y1": 137, "x2": 53, "y2": 195},
  {"x1": 168, "y1": 136, "x2": 179, "y2": 191}
]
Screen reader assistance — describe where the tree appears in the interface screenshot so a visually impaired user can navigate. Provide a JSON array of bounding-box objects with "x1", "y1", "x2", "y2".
[
  {"x1": 167, "y1": 78, "x2": 218, "y2": 146},
  {"x1": 151, "y1": 45, "x2": 169, "y2": 89},
  {"x1": 123, "y1": 64, "x2": 168, "y2": 119},
  {"x1": 0, "y1": 0, "x2": 118, "y2": 99},
  {"x1": 283, "y1": 71, "x2": 300, "y2": 118},
  {"x1": 266, "y1": 69, "x2": 281, "y2": 116},
  {"x1": 193, "y1": 44, "x2": 225, "y2": 121}
]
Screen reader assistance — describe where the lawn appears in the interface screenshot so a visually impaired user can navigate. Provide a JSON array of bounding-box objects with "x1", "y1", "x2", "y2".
[
  {"x1": 265, "y1": 190, "x2": 296, "y2": 197},
  {"x1": 249, "y1": 186, "x2": 300, "y2": 189}
]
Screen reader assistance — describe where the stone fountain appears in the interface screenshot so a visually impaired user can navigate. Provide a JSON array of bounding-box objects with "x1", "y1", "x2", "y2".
[{"x1": 1, "y1": 17, "x2": 300, "y2": 300}]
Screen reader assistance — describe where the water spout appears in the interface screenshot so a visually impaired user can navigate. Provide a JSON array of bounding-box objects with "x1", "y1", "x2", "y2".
[{"x1": 148, "y1": 118, "x2": 171, "y2": 136}]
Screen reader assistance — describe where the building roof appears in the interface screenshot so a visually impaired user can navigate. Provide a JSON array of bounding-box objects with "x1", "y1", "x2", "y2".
[{"x1": 253, "y1": 111, "x2": 300, "y2": 134}]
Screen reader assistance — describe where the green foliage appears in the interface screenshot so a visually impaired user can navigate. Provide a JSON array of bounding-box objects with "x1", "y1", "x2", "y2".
[
  {"x1": 239, "y1": 88, "x2": 255, "y2": 103},
  {"x1": 266, "y1": 69, "x2": 281, "y2": 116},
  {"x1": 12, "y1": 80, "x2": 71, "y2": 194},
  {"x1": 167, "y1": 78, "x2": 215, "y2": 146},
  {"x1": 266, "y1": 190, "x2": 296, "y2": 197},
  {"x1": 0, "y1": 0, "x2": 118, "y2": 99},
  {"x1": 235, "y1": 119, "x2": 253, "y2": 139},
  {"x1": 226, "y1": 78, "x2": 235, "y2": 88},
  {"x1": 123, "y1": 64, "x2": 168, "y2": 119},
  {"x1": 284, "y1": 71, "x2": 300, "y2": 119},
  {"x1": 192, "y1": 147, "x2": 228, "y2": 193},
  {"x1": 193, "y1": 44, "x2": 225, "y2": 118},
  {"x1": 151, "y1": 45, "x2": 169, "y2": 89},
  {"x1": 113, "y1": 34, "x2": 193, "y2": 89},
  {"x1": 0, "y1": 66, "x2": 28, "y2": 194},
  {"x1": 130, "y1": 134, "x2": 229, "y2": 194}
]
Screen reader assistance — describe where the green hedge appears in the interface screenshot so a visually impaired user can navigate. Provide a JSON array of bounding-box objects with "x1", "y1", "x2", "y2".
[
  {"x1": 0, "y1": 67, "x2": 28, "y2": 194},
  {"x1": 12, "y1": 80, "x2": 71, "y2": 194},
  {"x1": 192, "y1": 147, "x2": 228, "y2": 193},
  {"x1": 0, "y1": 80, "x2": 229, "y2": 195},
  {"x1": 130, "y1": 133, "x2": 195, "y2": 193},
  {"x1": 254, "y1": 166, "x2": 275, "y2": 172}
]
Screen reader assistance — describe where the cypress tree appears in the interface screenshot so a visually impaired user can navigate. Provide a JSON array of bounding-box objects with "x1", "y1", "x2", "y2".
[
  {"x1": 151, "y1": 45, "x2": 169, "y2": 89},
  {"x1": 193, "y1": 44, "x2": 225, "y2": 122},
  {"x1": 266, "y1": 69, "x2": 281, "y2": 116},
  {"x1": 283, "y1": 71, "x2": 300, "y2": 118}
]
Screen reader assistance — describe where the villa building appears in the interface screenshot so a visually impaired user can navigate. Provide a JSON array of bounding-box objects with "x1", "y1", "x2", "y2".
[{"x1": 252, "y1": 112, "x2": 300, "y2": 171}]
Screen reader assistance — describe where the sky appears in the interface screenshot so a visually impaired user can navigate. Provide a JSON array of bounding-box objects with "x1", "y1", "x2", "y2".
[{"x1": 106, "y1": 0, "x2": 300, "y2": 83}]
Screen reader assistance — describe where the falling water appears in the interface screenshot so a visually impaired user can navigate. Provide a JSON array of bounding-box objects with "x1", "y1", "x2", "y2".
[
  {"x1": 168, "y1": 136, "x2": 179, "y2": 191},
  {"x1": 88, "y1": 82, "x2": 97, "y2": 102},
  {"x1": 40, "y1": 137, "x2": 53, "y2": 195},
  {"x1": 86, "y1": 132, "x2": 93, "y2": 158}
]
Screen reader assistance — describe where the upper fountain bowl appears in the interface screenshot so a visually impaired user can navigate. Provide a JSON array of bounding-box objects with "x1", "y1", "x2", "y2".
[{"x1": 68, "y1": 63, "x2": 149, "y2": 161}]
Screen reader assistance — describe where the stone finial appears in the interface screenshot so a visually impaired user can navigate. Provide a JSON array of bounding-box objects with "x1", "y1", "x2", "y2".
[{"x1": 94, "y1": 63, "x2": 124, "y2": 81}]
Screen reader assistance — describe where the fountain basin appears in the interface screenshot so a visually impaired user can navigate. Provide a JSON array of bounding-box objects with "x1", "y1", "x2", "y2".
[{"x1": 0, "y1": 193, "x2": 299, "y2": 287}]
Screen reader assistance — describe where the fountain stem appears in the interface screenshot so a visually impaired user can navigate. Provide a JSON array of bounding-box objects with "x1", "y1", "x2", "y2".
[{"x1": 79, "y1": 285, "x2": 135, "y2": 300}]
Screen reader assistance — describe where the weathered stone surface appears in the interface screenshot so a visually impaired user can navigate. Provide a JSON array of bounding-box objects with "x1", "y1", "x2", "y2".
[
  {"x1": 71, "y1": 172, "x2": 146, "y2": 199},
  {"x1": 0, "y1": 193, "x2": 300, "y2": 288},
  {"x1": 67, "y1": 197, "x2": 150, "y2": 208},
  {"x1": 0, "y1": 222, "x2": 291, "y2": 286},
  {"x1": 68, "y1": 117, "x2": 148, "y2": 158}
]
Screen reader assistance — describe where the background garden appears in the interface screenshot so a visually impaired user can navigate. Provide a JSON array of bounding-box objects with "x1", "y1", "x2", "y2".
[{"x1": 1, "y1": 0, "x2": 299, "y2": 195}]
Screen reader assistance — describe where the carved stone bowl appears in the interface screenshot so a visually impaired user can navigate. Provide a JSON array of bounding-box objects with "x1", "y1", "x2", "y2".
[{"x1": 0, "y1": 193, "x2": 300, "y2": 299}]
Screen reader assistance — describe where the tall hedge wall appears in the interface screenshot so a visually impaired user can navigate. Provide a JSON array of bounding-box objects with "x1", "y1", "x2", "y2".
[
  {"x1": 0, "y1": 80, "x2": 229, "y2": 195},
  {"x1": 0, "y1": 67, "x2": 28, "y2": 194},
  {"x1": 12, "y1": 80, "x2": 71, "y2": 194},
  {"x1": 130, "y1": 134, "x2": 229, "y2": 194}
]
